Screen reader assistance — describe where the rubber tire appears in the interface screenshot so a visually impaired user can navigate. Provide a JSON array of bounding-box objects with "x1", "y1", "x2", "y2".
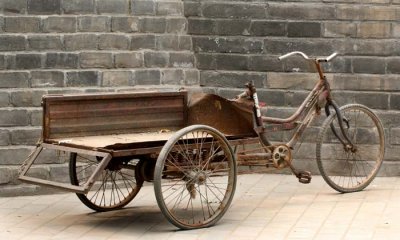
[
  {"x1": 154, "y1": 125, "x2": 237, "y2": 230},
  {"x1": 70, "y1": 153, "x2": 143, "y2": 212},
  {"x1": 316, "y1": 104, "x2": 385, "y2": 193}
]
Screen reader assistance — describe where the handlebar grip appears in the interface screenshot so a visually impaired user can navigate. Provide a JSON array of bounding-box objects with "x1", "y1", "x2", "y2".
[{"x1": 326, "y1": 52, "x2": 338, "y2": 62}]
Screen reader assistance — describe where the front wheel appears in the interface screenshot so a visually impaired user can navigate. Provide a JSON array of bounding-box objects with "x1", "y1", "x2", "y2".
[
  {"x1": 316, "y1": 104, "x2": 385, "y2": 193},
  {"x1": 154, "y1": 125, "x2": 237, "y2": 230}
]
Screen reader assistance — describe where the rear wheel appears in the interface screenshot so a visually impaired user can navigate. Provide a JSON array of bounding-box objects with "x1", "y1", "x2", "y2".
[
  {"x1": 154, "y1": 125, "x2": 236, "y2": 229},
  {"x1": 316, "y1": 104, "x2": 385, "y2": 193},
  {"x1": 70, "y1": 153, "x2": 143, "y2": 211}
]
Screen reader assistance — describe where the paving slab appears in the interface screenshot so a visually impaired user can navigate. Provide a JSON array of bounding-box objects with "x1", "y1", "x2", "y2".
[{"x1": 0, "y1": 174, "x2": 398, "y2": 240}]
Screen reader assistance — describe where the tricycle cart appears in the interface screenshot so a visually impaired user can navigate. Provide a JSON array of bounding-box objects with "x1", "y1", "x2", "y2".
[{"x1": 19, "y1": 52, "x2": 385, "y2": 230}]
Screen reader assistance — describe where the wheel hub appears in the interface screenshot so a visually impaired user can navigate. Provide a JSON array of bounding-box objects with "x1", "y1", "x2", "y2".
[{"x1": 188, "y1": 170, "x2": 207, "y2": 185}]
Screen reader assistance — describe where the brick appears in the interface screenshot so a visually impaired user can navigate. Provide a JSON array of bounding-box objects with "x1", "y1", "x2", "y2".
[
  {"x1": 98, "y1": 34, "x2": 129, "y2": 50},
  {"x1": 166, "y1": 18, "x2": 187, "y2": 34},
  {"x1": 66, "y1": 71, "x2": 99, "y2": 87},
  {"x1": 332, "y1": 74, "x2": 382, "y2": 91},
  {"x1": 139, "y1": 17, "x2": 166, "y2": 33},
  {"x1": 144, "y1": 51, "x2": 169, "y2": 67},
  {"x1": 131, "y1": 34, "x2": 156, "y2": 50},
  {"x1": 200, "y1": 71, "x2": 265, "y2": 88},
  {"x1": 111, "y1": 17, "x2": 139, "y2": 33},
  {"x1": 202, "y1": 3, "x2": 266, "y2": 19},
  {"x1": 78, "y1": 16, "x2": 110, "y2": 32},
  {"x1": 390, "y1": 94, "x2": 400, "y2": 110},
  {"x1": 64, "y1": 34, "x2": 98, "y2": 51},
  {"x1": 0, "y1": 92, "x2": 9, "y2": 107},
  {"x1": 15, "y1": 54, "x2": 43, "y2": 69},
  {"x1": 285, "y1": 90, "x2": 311, "y2": 107},
  {"x1": 352, "y1": 58, "x2": 385, "y2": 74},
  {"x1": 11, "y1": 90, "x2": 46, "y2": 107},
  {"x1": 27, "y1": 0, "x2": 61, "y2": 14},
  {"x1": 80, "y1": 52, "x2": 113, "y2": 68},
  {"x1": 133, "y1": 70, "x2": 160, "y2": 85},
  {"x1": 0, "y1": 130, "x2": 10, "y2": 146},
  {"x1": 215, "y1": 19, "x2": 251, "y2": 36},
  {"x1": 357, "y1": 22, "x2": 391, "y2": 38},
  {"x1": 97, "y1": 0, "x2": 129, "y2": 14},
  {"x1": 4, "y1": 17, "x2": 40, "y2": 33},
  {"x1": 193, "y1": 37, "x2": 263, "y2": 54},
  {"x1": 355, "y1": 92, "x2": 389, "y2": 110},
  {"x1": 216, "y1": 54, "x2": 248, "y2": 70},
  {"x1": 266, "y1": 72, "x2": 316, "y2": 90},
  {"x1": 49, "y1": 165, "x2": 70, "y2": 183},
  {"x1": 0, "y1": 55, "x2": 5, "y2": 70},
  {"x1": 288, "y1": 22, "x2": 321, "y2": 38},
  {"x1": 131, "y1": 1, "x2": 155, "y2": 15},
  {"x1": 323, "y1": 57, "x2": 352, "y2": 73},
  {"x1": 0, "y1": 147, "x2": 33, "y2": 165},
  {"x1": 43, "y1": 16, "x2": 77, "y2": 33},
  {"x1": 169, "y1": 53, "x2": 194, "y2": 68},
  {"x1": 268, "y1": 3, "x2": 335, "y2": 20},
  {"x1": 30, "y1": 109, "x2": 42, "y2": 126},
  {"x1": 46, "y1": 53, "x2": 78, "y2": 69},
  {"x1": 28, "y1": 36, "x2": 63, "y2": 50},
  {"x1": 102, "y1": 71, "x2": 132, "y2": 87},
  {"x1": 195, "y1": 53, "x2": 216, "y2": 70},
  {"x1": 337, "y1": 5, "x2": 397, "y2": 21},
  {"x1": 179, "y1": 36, "x2": 192, "y2": 50},
  {"x1": 0, "y1": 72, "x2": 29, "y2": 88},
  {"x1": 381, "y1": 75, "x2": 400, "y2": 91},
  {"x1": 31, "y1": 71, "x2": 65, "y2": 88},
  {"x1": 10, "y1": 128, "x2": 42, "y2": 145},
  {"x1": 0, "y1": 36, "x2": 25, "y2": 51},
  {"x1": 249, "y1": 21, "x2": 286, "y2": 36},
  {"x1": 390, "y1": 128, "x2": 400, "y2": 145},
  {"x1": 5, "y1": 55, "x2": 15, "y2": 69},
  {"x1": 62, "y1": 0, "x2": 95, "y2": 14},
  {"x1": 387, "y1": 58, "x2": 400, "y2": 74},
  {"x1": 344, "y1": 39, "x2": 397, "y2": 56},
  {"x1": 184, "y1": 2, "x2": 201, "y2": 17},
  {"x1": 0, "y1": 0, "x2": 27, "y2": 14},
  {"x1": 323, "y1": 22, "x2": 357, "y2": 38},
  {"x1": 114, "y1": 52, "x2": 143, "y2": 68},
  {"x1": 257, "y1": 89, "x2": 286, "y2": 107},
  {"x1": 161, "y1": 69, "x2": 184, "y2": 85},
  {"x1": 283, "y1": 57, "x2": 315, "y2": 73},
  {"x1": 264, "y1": 39, "x2": 339, "y2": 55},
  {"x1": 156, "y1": 2, "x2": 183, "y2": 16},
  {"x1": 248, "y1": 55, "x2": 283, "y2": 72},
  {"x1": 156, "y1": 35, "x2": 180, "y2": 50},
  {"x1": 184, "y1": 69, "x2": 199, "y2": 85},
  {"x1": 0, "y1": 109, "x2": 29, "y2": 127}
]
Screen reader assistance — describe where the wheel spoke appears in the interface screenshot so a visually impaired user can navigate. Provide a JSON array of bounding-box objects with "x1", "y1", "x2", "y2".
[{"x1": 316, "y1": 104, "x2": 384, "y2": 193}]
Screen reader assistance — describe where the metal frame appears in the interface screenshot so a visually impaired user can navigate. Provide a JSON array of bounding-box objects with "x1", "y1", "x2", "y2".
[{"x1": 19, "y1": 143, "x2": 112, "y2": 194}]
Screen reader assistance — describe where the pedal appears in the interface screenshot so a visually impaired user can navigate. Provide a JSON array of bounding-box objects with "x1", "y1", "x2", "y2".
[{"x1": 297, "y1": 171, "x2": 312, "y2": 184}]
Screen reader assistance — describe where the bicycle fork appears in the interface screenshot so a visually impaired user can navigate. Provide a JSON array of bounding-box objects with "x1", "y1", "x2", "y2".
[{"x1": 325, "y1": 100, "x2": 355, "y2": 151}]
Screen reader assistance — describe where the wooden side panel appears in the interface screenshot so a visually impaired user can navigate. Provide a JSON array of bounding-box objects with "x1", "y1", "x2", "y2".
[{"x1": 42, "y1": 92, "x2": 187, "y2": 139}]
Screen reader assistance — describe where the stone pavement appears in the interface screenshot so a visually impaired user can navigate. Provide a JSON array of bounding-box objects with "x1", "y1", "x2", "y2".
[{"x1": 0, "y1": 174, "x2": 399, "y2": 240}]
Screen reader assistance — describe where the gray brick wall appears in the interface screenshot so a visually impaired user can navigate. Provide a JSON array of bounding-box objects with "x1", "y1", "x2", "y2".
[
  {"x1": 0, "y1": 0, "x2": 399, "y2": 195},
  {"x1": 0, "y1": 0, "x2": 198, "y2": 195},
  {"x1": 185, "y1": 0, "x2": 400, "y2": 177}
]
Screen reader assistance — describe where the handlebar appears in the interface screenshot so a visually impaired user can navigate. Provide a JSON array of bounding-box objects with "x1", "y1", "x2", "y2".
[{"x1": 278, "y1": 51, "x2": 338, "y2": 63}]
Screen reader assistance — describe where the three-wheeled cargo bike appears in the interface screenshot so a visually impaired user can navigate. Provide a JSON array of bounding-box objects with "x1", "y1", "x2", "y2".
[{"x1": 19, "y1": 52, "x2": 385, "y2": 229}]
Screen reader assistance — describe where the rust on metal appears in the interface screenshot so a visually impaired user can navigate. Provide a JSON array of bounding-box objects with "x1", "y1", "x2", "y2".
[{"x1": 187, "y1": 93, "x2": 256, "y2": 137}]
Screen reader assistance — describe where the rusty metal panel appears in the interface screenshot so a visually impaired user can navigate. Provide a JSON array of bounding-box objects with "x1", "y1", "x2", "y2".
[
  {"x1": 187, "y1": 93, "x2": 257, "y2": 137},
  {"x1": 43, "y1": 91, "x2": 188, "y2": 140}
]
